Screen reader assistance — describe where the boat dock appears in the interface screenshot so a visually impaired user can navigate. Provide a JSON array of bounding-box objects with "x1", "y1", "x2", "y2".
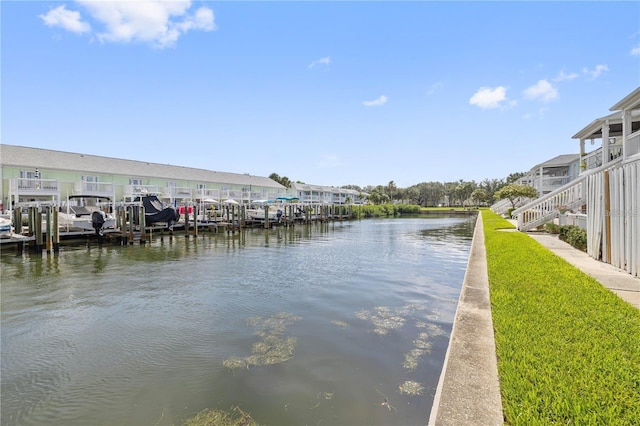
[{"x1": 0, "y1": 203, "x2": 357, "y2": 253}]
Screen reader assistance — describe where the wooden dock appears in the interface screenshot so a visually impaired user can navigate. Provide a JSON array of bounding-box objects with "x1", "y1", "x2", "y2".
[{"x1": 0, "y1": 204, "x2": 356, "y2": 253}]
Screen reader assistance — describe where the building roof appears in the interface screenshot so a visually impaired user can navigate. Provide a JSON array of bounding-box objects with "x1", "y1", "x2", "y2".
[
  {"x1": 573, "y1": 88, "x2": 640, "y2": 140},
  {"x1": 0, "y1": 144, "x2": 284, "y2": 189},
  {"x1": 610, "y1": 87, "x2": 640, "y2": 111},
  {"x1": 290, "y1": 181, "x2": 365, "y2": 196},
  {"x1": 528, "y1": 154, "x2": 580, "y2": 171}
]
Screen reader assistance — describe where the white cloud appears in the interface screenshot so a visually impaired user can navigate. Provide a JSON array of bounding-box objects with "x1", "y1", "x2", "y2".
[
  {"x1": 632, "y1": 45, "x2": 640, "y2": 56},
  {"x1": 469, "y1": 86, "x2": 509, "y2": 109},
  {"x1": 309, "y1": 56, "x2": 331, "y2": 68},
  {"x1": 582, "y1": 64, "x2": 609, "y2": 79},
  {"x1": 39, "y1": 5, "x2": 91, "y2": 33},
  {"x1": 523, "y1": 80, "x2": 558, "y2": 103},
  {"x1": 553, "y1": 70, "x2": 579, "y2": 82},
  {"x1": 41, "y1": 1, "x2": 215, "y2": 48},
  {"x1": 363, "y1": 95, "x2": 388, "y2": 107},
  {"x1": 426, "y1": 82, "x2": 444, "y2": 95}
]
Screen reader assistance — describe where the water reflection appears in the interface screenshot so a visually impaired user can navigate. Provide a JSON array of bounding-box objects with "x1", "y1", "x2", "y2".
[{"x1": 1, "y1": 217, "x2": 474, "y2": 426}]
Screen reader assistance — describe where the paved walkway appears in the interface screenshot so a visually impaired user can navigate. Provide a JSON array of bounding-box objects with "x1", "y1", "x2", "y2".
[{"x1": 429, "y1": 214, "x2": 639, "y2": 425}]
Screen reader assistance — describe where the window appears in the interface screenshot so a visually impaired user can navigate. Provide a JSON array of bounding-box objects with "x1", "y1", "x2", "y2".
[
  {"x1": 82, "y1": 175, "x2": 99, "y2": 192},
  {"x1": 20, "y1": 170, "x2": 39, "y2": 179}
]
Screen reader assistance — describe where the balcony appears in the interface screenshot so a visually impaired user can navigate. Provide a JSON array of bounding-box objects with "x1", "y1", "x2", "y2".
[
  {"x1": 162, "y1": 186, "x2": 192, "y2": 201},
  {"x1": 73, "y1": 181, "x2": 115, "y2": 197},
  {"x1": 123, "y1": 185, "x2": 160, "y2": 200},
  {"x1": 10, "y1": 178, "x2": 59, "y2": 196}
]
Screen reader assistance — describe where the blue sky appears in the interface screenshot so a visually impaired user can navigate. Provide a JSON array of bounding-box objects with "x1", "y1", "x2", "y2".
[{"x1": 2, "y1": 1, "x2": 639, "y2": 188}]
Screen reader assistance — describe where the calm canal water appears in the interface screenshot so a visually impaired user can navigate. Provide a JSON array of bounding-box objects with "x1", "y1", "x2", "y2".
[{"x1": 1, "y1": 216, "x2": 475, "y2": 426}]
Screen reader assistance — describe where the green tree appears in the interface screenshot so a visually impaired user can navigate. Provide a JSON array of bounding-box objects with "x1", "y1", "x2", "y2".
[
  {"x1": 479, "y1": 178, "x2": 505, "y2": 204},
  {"x1": 413, "y1": 181, "x2": 445, "y2": 206},
  {"x1": 367, "y1": 186, "x2": 390, "y2": 205},
  {"x1": 403, "y1": 185, "x2": 420, "y2": 205},
  {"x1": 385, "y1": 180, "x2": 397, "y2": 203},
  {"x1": 506, "y1": 172, "x2": 525, "y2": 183},
  {"x1": 268, "y1": 173, "x2": 292, "y2": 188},
  {"x1": 455, "y1": 180, "x2": 477, "y2": 207},
  {"x1": 443, "y1": 182, "x2": 459, "y2": 206},
  {"x1": 471, "y1": 188, "x2": 489, "y2": 207},
  {"x1": 494, "y1": 183, "x2": 538, "y2": 209}
]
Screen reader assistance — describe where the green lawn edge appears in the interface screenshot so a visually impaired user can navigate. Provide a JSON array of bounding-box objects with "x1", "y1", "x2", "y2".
[{"x1": 482, "y1": 209, "x2": 640, "y2": 425}]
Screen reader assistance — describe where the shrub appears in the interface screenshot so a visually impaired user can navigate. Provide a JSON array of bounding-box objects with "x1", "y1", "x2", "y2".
[
  {"x1": 544, "y1": 222, "x2": 561, "y2": 234},
  {"x1": 353, "y1": 204, "x2": 421, "y2": 218},
  {"x1": 558, "y1": 225, "x2": 587, "y2": 252}
]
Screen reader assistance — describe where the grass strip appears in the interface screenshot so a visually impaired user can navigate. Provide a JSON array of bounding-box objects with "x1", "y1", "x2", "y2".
[{"x1": 482, "y1": 209, "x2": 640, "y2": 425}]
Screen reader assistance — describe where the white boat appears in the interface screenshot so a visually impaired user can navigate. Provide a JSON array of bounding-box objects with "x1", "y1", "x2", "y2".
[
  {"x1": 0, "y1": 217, "x2": 13, "y2": 238},
  {"x1": 59, "y1": 196, "x2": 116, "y2": 235},
  {"x1": 246, "y1": 204, "x2": 283, "y2": 221}
]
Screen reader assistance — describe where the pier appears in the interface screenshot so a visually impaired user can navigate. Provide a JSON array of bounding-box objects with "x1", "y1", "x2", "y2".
[{"x1": 0, "y1": 203, "x2": 357, "y2": 253}]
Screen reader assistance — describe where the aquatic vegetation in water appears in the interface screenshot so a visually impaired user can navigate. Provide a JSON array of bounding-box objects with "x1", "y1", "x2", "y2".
[
  {"x1": 223, "y1": 357, "x2": 249, "y2": 371},
  {"x1": 331, "y1": 320, "x2": 349, "y2": 328},
  {"x1": 398, "y1": 380, "x2": 424, "y2": 396},
  {"x1": 182, "y1": 406, "x2": 259, "y2": 426},
  {"x1": 403, "y1": 333, "x2": 433, "y2": 371},
  {"x1": 397, "y1": 303, "x2": 428, "y2": 316},
  {"x1": 224, "y1": 312, "x2": 300, "y2": 370},
  {"x1": 403, "y1": 348, "x2": 426, "y2": 371},
  {"x1": 413, "y1": 333, "x2": 433, "y2": 350},
  {"x1": 417, "y1": 322, "x2": 446, "y2": 337},
  {"x1": 247, "y1": 336, "x2": 296, "y2": 366},
  {"x1": 356, "y1": 306, "x2": 406, "y2": 335},
  {"x1": 246, "y1": 312, "x2": 301, "y2": 337}
]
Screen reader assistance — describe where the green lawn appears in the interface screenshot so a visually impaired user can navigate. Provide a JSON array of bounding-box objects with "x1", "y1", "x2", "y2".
[{"x1": 482, "y1": 209, "x2": 640, "y2": 425}]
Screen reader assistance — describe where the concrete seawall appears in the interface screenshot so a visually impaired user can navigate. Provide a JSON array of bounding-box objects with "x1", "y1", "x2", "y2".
[{"x1": 428, "y1": 212, "x2": 503, "y2": 425}]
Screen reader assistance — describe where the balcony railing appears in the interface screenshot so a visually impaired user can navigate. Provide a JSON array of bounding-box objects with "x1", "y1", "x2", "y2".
[
  {"x1": 123, "y1": 185, "x2": 160, "y2": 199},
  {"x1": 162, "y1": 186, "x2": 192, "y2": 200},
  {"x1": 73, "y1": 181, "x2": 115, "y2": 197},
  {"x1": 10, "y1": 178, "x2": 59, "y2": 195},
  {"x1": 582, "y1": 146, "x2": 623, "y2": 172}
]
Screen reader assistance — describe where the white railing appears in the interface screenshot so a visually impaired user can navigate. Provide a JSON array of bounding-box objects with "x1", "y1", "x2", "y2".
[
  {"x1": 11, "y1": 178, "x2": 59, "y2": 194},
  {"x1": 162, "y1": 186, "x2": 192, "y2": 201},
  {"x1": 582, "y1": 148, "x2": 603, "y2": 170},
  {"x1": 490, "y1": 198, "x2": 512, "y2": 216},
  {"x1": 490, "y1": 197, "x2": 531, "y2": 217},
  {"x1": 513, "y1": 158, "x2": 628, "y2": 231},
  {"x1": 534, "y1": 176, "x2": 572, "y2": 194},
  {"x1": 559, "y1": 213, "x2": 587, "y2": 229},
  {"x1": 218, "y1": 190, "x2": 244, "y2": 201},
  {"x1": 513, "y1": 179, "x2": 587, "y2": 231},
  {"x1": 73, "y1": 181, "x2": 115, "y2": 197},
  {"x1": 123, "y1": 185, "x2": 160, "y2": 199},
  {"x1": 198, "y1": 188, "x2": 222, "y2": 200},
  {"x1": 582, "y1": 146, "x2": 624, "y2": 172}
]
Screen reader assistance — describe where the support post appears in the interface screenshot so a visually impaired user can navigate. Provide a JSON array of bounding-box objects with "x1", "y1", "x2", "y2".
[
  {"x1": 53, "y1": 208, "x2": 60, "y2": 252},
  {"x1": 45, "y1": 205, "x2": 52, "y2": 253},
  {"x1": 604, "y1": 170, "x2": 612, "y2": 262}
]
